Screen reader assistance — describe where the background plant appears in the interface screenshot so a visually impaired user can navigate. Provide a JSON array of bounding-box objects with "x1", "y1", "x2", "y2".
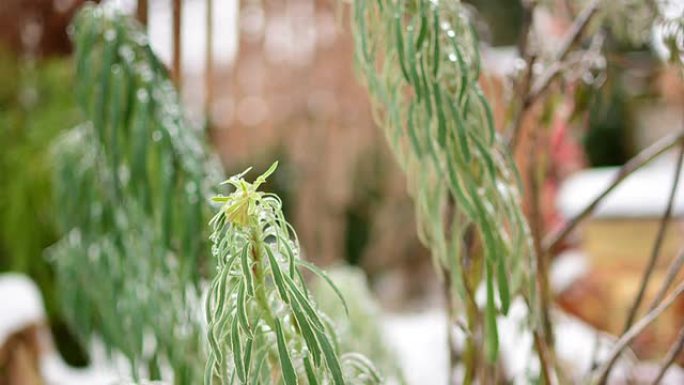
[
  {"x1": 351, "y1": 0, "x2": 536, "y2": 382},
  {"x1": 350, "y1": 0, "x2": 684, "y2": 383},
  {"x1": 0, "y1": 46, "x2": 88, "y2": 364},
  {"x1": 49, "y1": 4, "x2": 221, "y2": 383}
]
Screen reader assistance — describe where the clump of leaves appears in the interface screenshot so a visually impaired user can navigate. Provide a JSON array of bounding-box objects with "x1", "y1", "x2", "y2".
[
  {"x1": 311, "y1": 266, "x2": 406, "y2": 384},
  {"x1": 205, "y1": 162, "x2": 382, "y2": 385},
  {"x1": 50, "y1": 4, "x2": 220, "y2": 383},
  {"x1": 351, "y1": 0, "x2": 535, "y2": 363}
]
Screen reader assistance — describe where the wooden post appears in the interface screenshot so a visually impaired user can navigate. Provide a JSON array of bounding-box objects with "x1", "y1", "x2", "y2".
[
  {"x1": 172, "y1": 0, "x2": 182, "y2": 89},
  {"x1": 205, "y1": 0, "x2": 214, "y2": 120},
  {"x1": 136, "y1": 0, "x2": 148, "y2": 27}
]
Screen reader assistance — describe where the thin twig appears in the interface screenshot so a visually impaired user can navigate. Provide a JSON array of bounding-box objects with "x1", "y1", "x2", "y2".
[
  {"x1": 505, "y1": 0, "x2": 535, "y2": 150},
  {"x1": 543, "y1": 129, "x2": 684, "y2": 253},
  {"x1": 525, "y1": 0, "x2": 600, "y2": 104},
  {"x1": 648, "y1": 246, "x2": 684, "y2": 312},
  {"x1": 508, "y1": 0, "x2": 599, "y2": 151},
  {"x1": 517, "y1": 0, "x2": 536, "y2": 63},
  {"x1": 649, "y1": 327, "x2": 684, "y2": 385},
  {"x1": 534, "y1": 331, "x2": 558, "y2": 385},
  {"x1": 623, "y1": 142, "x2": 684, "y2": 331},
  {"x1": 593, "y1": 280, "x2": 684, "y2": 385},
  {"x1": 441, "y1": 264, "x2": 459, "y2": 385},
  {"x1": 527, "y1": 118, "x2": 555, "y2": 349},
  {"x1": 507, "y1": 54, "x2": 536, "y2": 150}
]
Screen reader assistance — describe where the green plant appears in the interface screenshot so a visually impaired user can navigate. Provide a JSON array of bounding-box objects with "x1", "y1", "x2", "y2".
[
  {"x1": 349, "y1": 0, "x2": 684, "y2": 383},
  {"x1": 0, "y1": 48, "x2": 78, "y2": 310},
  {"x1": 50, "y1": 4, "x2": 220, "y2": 383},
  {"x1": 0, "y1": 48, "x2": 89, "y2": 365},
  {"x1": 310, "y1": 266, "x2": 406, "y2": 384},
  {"x1": 205, "y1": 162, "x2": 382, "y2": 385},
  {"x1": 351, "y1": 0, "x2": 534, "y2": 380}
]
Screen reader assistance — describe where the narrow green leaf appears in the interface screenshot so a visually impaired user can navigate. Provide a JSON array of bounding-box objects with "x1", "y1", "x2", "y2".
[
  {"x1": 264, "y1": 245, "x2": 290, "y2": 303},
  {"x1": 415, "y1": 2, "x2": 428, "y2": 49},
  {"x1": 475, "y1": 88, "x2": 496, "y2": 145},
  {"x1": 485, "y1": 262, "x2": 499, "y2": 363},
  {"x1": 314, "y1": 326, "x2": 344, "y2": 385},
  {"x1": 231, "y1": 316, "x2": 245, "y2": 383},
  {"x1": 497, "y1": 258, "x2": 511, "y2": 315},
  {"x1": 295, "y1": 259, "x2": 349, "y2": 317},
  {"x1": 236, "y1": 281, "x2": 252, "y2": 336},
  {"x1": 394, "y1": 14, "x2": 411, "y2": 83},
  {"x1": 253, "y1": 161, "x2": 278, "y2": 188},
  {"x1": 433, "y1": 83, "x2": 447, "y2": 147},
  {"x1": 289, "y1": 291, "x2": 322, "y2": 367},
  {"x1": 243, "y1": 337, "x2": 253, "y2": 380},
  {"x1": 431, "y1": 4, "x2": 440, "y2": 77},
  {"x1": 240, "y1": 245, "x2": 254, "y2": 296},
  {"x1": 304, "y1": 355, "x2": 320, "y2": 385},
  {"x1": 282, "y1": 274, "x2": 326, "y2": 332},
  {"x1": 445, "y1": 98, "x2": 471, "y2": 163},
  {"x1": 406, "y1": 23, "x2": 422, "y2": 101},
  {"x1": 407, "y1": 103, "x2": 423, "y2": 156},
  {"x1": 274, "y1": 320, "x2": 298, "y2": 385}
]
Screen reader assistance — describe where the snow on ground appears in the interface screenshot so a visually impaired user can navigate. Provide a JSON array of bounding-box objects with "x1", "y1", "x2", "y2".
[
  {"x1": 382, "y1": 309, "x2": 449, "y2": 385},
  {"x1": 3, "y1": 270, "x2": 683, "y2": 384},
  {"x1": 0, "y1": 274, "x2": 121, "y2": 385},
  {"x1": 0, "y1": 273, "x2": 44, "y2": 344},
  {"x1": 558, "y1": 154, "x2": 684, "y2": 219}
]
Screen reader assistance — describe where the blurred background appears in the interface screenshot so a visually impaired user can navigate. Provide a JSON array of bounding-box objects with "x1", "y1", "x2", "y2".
[{"x1": 1, "y1": 0, "x2": 683, "y2": 384}]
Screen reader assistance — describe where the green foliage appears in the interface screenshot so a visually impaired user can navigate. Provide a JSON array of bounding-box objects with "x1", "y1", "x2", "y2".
[
  {"x1": 351, "y1": 0, "x2": 534, "y2": 361},
  {"x1": 311, "y1": 266, "x2": 406, "y2": 384},
  {"x1": 0, "y1": 48, "x2": 89, "y2": 365},
  {"x1": 50, "y1": 4, "x2": 220, "y2": 383},
  {"x1": 0, "y1": 49, "x2": 77, "y2": 301},
  {"x1": 205, "y1": 163, "x2": 382, "y2": 385},
  {"x1": 464, "y1": 0, "x2": 523, "y2": 46}
]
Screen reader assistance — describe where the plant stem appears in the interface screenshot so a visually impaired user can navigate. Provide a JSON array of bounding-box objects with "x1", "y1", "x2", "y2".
[
  {"x1": 543, "y1": 129, "x2": 684, "y2": 254},
  {"x1": 623, "y1": 142, "x2": 684, "y2": 331},
  {"x1": 508, "y1": 0, "x2": 600, "y2": 151},
  {"x1": 593, "y1": 280, "x2": 684, "y2": 385},
  {"x1": 250, "y1": 224, "x2": 276, "y2": 330},
  {"x1": 649, "y1": 327, "x2": 684, "y2": 385},
  {"x1": 533, "y1": 331, "x2": 557, "y2": 385},
  {"x1": 527, "y1": 122, "x2": 555, "y2": 349},
  {"x1": 442, "y1": 264, "x2": 459, "y2": 385},
  {"x1": 526, "y1": 0, "x2": 600, "y2": 104},
  {"x1": 506, "y1": 0, "x2": 536, "y2": 150},
  {"x1": 461, "y1": 227, "x2": 483, "y2": 385},
  {"x1": 647, "y1": 246, "x2": 684, "y2": 312}
]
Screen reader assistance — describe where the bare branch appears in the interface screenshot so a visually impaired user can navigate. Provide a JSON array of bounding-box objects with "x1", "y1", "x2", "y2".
[
  {"x1": 543, "y1": 129, "x2": 684, "y2": 253},
  {"x1": 649, "y1": 327, "x2": 684, "y2": 385},
  {"x1": 534, "y1": 330, "x2": 558, "y2": 385},
  {"x1": 623, "y1": 142, "x2": 684, "y2": 331},
  {"x1": 593, "y1": 280, "x2": 684, "y2": 385},
  {"x1": 648, "y1": 246, "x2": 684, "y2": 312},
  {"x1": 507, "y1": 0, "x2": 600, "y2": 151},
  {"x1": 525, "y1": 0, "x2": 600, "y2": 104}
]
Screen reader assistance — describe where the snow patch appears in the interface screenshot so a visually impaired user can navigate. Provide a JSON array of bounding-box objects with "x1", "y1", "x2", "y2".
[{"x1": 0, "y1": 273, "x2": 45, "y2": 345}]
